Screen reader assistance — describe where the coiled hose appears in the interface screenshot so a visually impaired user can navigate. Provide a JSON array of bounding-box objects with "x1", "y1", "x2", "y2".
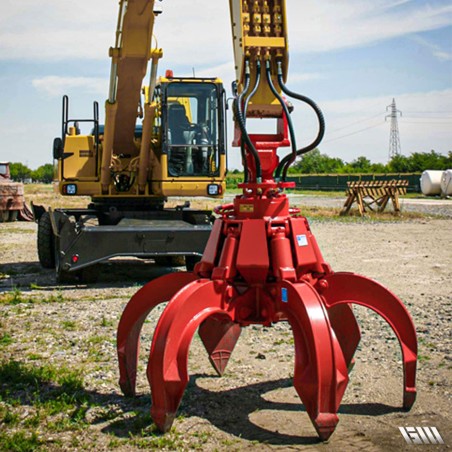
[{"x1": 275, "y1": 61, "x2": 326, "y2": 181}]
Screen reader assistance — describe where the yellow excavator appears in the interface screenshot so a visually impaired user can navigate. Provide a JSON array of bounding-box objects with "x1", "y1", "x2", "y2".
[{"x1": 35, "y1": 0, "x2": 227, "y2": 281}]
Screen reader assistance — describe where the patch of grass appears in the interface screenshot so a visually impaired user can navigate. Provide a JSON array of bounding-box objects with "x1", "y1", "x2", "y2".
[
  {"x1": 61, "y1": 320, "x2": 77, "y2": 331},
  {"x1": 0, "y1": 360, "x2": 86, "y2": 405},
  {"x1": 273, "y1": 337, "x2": 294, "y2": 346},
  {"x1": 108, "y1": 436, "x2": 124, "y2": 448},
  {"x1": 87, "y1": 334, "x2": 110, "y2": 345},
  {"x1": 0, "y1": 332, "x2": 13, "y2": 346},
  {"x1": 0, "y1": 287, "x2": 25, "y2": 304},
  {"x1": 1, "y1": 407, "x2": 20, "y2": 426},
  {"x1": 221, "y1": 437, "x2": 241, "y2": 447},
  {"x1": 0, "y1": 360, "x2": 95, "y2": 437},
  {"x1": 23, "y1": 411, "x2": 42, "y2": 428},
  {"x1": 84, "y1": 335, "x2": 111, "y2": 363},
  {"x1": 298, "y1": 206, "x2": 437, "y2": 223},
  {"x1": 0, "y1": 289, "x2": 65, "y2": 305},
  {"x1": 128, "y1": 426, "x2": 183, "y2": 450},
  {"x1": 0, "y1": 431, "x2": 42, "y2": 452},
  {"x1": 100, "y1": 316, "x2": 114, "y2": 328},
  {"x1": 0, "y1": 226, "x2": 34, "y2": 234},
  {"x1": 418, "y1": 354, "x2": 431, "y2": 362}
]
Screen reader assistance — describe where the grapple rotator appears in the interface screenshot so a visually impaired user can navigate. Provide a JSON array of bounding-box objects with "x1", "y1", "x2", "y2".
[{"x1": 116, "y1": 58, "x2": 417, "y2": 440}]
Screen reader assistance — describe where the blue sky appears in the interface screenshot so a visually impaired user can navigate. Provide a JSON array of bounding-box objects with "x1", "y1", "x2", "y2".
[{"x1": 0, "y1": 0, "x2": 451, "y2": 170}]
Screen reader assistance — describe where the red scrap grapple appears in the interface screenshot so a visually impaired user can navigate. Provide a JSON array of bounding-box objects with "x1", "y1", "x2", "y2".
[{"x1": 116, "y1": 60, "x2": 417, "y2": 441}]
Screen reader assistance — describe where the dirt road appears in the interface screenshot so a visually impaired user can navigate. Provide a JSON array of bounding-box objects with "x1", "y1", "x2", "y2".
[{"x1": 0, "y1": 202, "x2": 451, "y2": 450}]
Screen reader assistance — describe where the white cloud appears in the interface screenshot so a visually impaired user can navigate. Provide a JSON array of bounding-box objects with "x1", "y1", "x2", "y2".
[
  {"x1": 0, "y1": 0, "x2": 451, "y2": 62},
  {"x1": 0, "y1": 1, "x2": 115, "y2": 60},
  {"x1": 286, "y1": 0, "x2": 452, "y2": 53},
  {"x1": 32, "y1": 76, "x2": 108, "y2": 97},
  {"x1": 412, "y1": 36, "x2": 452, "y2": 61}
]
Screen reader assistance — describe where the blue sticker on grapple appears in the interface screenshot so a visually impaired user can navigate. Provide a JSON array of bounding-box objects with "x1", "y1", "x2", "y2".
[{"x1": 281, "y1": 288, "x2": 288, "y2": 303}]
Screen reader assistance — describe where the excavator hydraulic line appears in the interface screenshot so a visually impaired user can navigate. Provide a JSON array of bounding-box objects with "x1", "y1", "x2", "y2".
[
  {"x1": 275, "y1": 61, "x2": 326, "y2": 180},
  {"x1": 241, "y1": 58, "x2": 262, "y2": 182},
  {"x1": 264, "y1": 59, "x2": 298, "y2": 177},
  {"x1": 233, "y1": 60, "x2": 262, "y2": 181}
]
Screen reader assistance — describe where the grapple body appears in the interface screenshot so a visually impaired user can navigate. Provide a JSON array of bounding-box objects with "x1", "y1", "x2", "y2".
[{"x1": 117, "y1": 189, "x2": 417, "y2": 440}]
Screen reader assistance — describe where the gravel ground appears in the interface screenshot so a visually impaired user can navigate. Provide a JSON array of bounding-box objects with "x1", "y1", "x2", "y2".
[{"x1": 0, "y1": 196, "x2": 451, "y2": 451}]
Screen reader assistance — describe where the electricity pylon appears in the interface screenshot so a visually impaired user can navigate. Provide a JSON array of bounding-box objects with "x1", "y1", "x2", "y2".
[{"x1": 386, "y1": 98, "x2": 402, "y2": 160}]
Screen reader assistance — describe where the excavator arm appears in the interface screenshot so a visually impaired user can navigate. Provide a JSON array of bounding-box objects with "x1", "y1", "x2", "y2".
[{"x1": 101, "y1": 0, "x2": 162, "y2": 191}]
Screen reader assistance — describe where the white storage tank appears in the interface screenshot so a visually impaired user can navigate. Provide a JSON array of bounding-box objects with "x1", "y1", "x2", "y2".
[
  {"x1": 420, "y1": 170, "x2": 443, "y2": 196},
  {"x1": 440, "y1": 169, "x2": 452, "y2": 196}
]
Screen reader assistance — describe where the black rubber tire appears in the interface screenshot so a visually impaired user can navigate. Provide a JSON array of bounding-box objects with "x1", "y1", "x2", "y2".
[{"x1": 37, "y1": 212, "x2": 56, "y2": 269}]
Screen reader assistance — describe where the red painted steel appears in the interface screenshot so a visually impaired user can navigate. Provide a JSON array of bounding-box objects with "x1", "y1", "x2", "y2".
[
  {"x1": 116, "y1": 86, "x2": 417, "y2": 441},
  {"x1": 199, "y1": 315, "x2": 242, "y2": 376},
  {"x1": 318, "y1": 272, "x2": 417, "y2": 409},
  {"x1": 116, "y1": 198, "x2": 418, "y2": 439},
  {"x1": 116, "y1": 272, "x2": 198, "y2": 396}
]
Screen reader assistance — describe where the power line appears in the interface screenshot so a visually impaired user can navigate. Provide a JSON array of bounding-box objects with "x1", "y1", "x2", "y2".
[
  {"x1": 324, "y1": 121, "x2": 385, "y2": 143},
  {"x1": 328, "y1": 111, "x2": 385, "y2": 133},
  {"x1": 403, "y1": 110, "x2": 452, "y2": 114},
  {"x1": 400, "y1": 120, "x2": 452, "y2": 125}
]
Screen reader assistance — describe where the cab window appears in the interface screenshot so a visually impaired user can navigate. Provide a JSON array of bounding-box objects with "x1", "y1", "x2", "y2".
[{"x1": 166, "y1": 83, "x2": 220, "y2": 177}]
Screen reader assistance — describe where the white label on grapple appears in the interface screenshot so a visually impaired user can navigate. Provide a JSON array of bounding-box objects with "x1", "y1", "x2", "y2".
[{"x1": 296, "y1": 234, "x2": 308, "y2": 247}]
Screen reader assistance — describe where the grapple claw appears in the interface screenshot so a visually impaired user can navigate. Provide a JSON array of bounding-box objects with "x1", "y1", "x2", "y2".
[
  {"x1": 281, "y1": 281, "x2": 348, "y2": 434},
  {"x1": 117, "y1": 272, "x2": 198, "y2": 396},
  {"x1": 199, "y1": 316, "x2": 241, "y2": 376},
  {"x1": 327, "y1": 304, "x2": 361, "y2": 372},
  {"x1": 315, "y1": 413, "x2": 340, "y2": 442},
  {"x1": 320, "y1": 272, "x2": 417, "y2": 409},
  {"x1": 147, "y1": 279, "x2": 232, "y2": 432}
]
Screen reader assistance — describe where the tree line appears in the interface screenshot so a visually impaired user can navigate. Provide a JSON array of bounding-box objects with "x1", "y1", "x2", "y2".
[
  {"x1": 287, "y1": 149, "x2": 451, "y2": 174},
  {"x1": 8, "y1": 150, "x2": 451, "y2": 184},
  {"x1": 228, "y1": 149, "x2": 450, "y2": 176},
  {"x1": 8, "y1": 163, "x2": 54, "y2": 183}
]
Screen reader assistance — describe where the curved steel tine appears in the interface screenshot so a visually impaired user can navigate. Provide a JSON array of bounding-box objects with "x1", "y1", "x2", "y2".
[
  {"x1": 117, "y1": 272, "x2": 198, "y2": 396},
  {"x1": 320, "y1": 272, "x2": 417, "y2": 409},
  {"x1": 147, "y1": 279, "x2": 231, "y2": 432}
]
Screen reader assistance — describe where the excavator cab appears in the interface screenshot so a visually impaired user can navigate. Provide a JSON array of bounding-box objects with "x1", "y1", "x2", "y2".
[{"x1": 160, "y1": 78, "x2": 226, "y2": 186}]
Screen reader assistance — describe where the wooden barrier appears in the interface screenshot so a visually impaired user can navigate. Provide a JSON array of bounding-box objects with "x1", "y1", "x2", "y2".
[{"x1": 340, "y1": 180, "x2": 409, "y2": 216}]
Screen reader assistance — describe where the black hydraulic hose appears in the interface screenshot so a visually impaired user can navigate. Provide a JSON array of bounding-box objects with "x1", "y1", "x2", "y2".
[
  {"x1": 233, "y1": 61, "x2": 262, "y2": 182},
  {"x1": 241, "y1": 59, "x2": 262, "y2": 183},
  {"x1": 232, "y1": 80, "x2": 248, "y2": 183},
  {"x1": 275, "y1": 61, "x2": 326, "y2": 180},
  {"x1": 265, "y1": 60, "x2": 298, "y2": 181},
  {"x1": 244, "y1": 59, "x2": 262, "y2": 118}
]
